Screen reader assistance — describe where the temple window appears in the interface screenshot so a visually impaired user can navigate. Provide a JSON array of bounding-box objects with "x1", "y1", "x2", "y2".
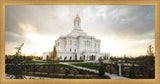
[{"x1": 70, "y1": 40, "x2": 72, "y2": 45}]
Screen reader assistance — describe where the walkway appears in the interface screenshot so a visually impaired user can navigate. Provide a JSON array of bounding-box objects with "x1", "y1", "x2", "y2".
[
  {"x1": 5, "y1": 74, "x2": 53, "y2": 79},
  {"x1": 60, "y1": 62, "x2": 129, "y2": 79}
]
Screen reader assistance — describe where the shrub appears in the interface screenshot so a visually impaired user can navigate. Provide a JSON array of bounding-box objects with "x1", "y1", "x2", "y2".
[
  {"x1": 98, "y1": 62, "x2": 105, "y2": 77},
  {"x1": 65, "y1": 69, "x2": 70, "y2": 76},
  {"x1": 129, "y1": 63, "x2": 135, "y2": 78}
]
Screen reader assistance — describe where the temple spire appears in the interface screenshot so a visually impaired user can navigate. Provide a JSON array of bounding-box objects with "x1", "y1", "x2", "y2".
[{"x1": 74, "y1": 14, "x2": 81, "y2": 28}]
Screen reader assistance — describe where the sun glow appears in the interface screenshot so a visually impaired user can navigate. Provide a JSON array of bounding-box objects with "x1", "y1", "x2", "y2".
[
  {"x1": 101, "y1": 38, "x2": 127, "y2": 56},
  {"x1": 100, "y1": 37, "x2": 153, "y2": 57},
  {"x1": 16, "y1": 22, "x2": 57, "y2": 56},
  {"x1": 20, "y1": 33, "x2": 56, "y2": 56}
]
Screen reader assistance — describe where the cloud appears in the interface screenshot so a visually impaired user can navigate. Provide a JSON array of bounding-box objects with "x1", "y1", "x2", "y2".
[
  {"x1": 83, "y1": 5, "x2": 155, "y2": 39},
  {"x1": 5, "y1": 5, "x2": 155, "y2": 56}
]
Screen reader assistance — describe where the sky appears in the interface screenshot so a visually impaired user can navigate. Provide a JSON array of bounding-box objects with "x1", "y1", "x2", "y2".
[{"x1": 5, "y1": 5, "x2": 155, "y2": 57}]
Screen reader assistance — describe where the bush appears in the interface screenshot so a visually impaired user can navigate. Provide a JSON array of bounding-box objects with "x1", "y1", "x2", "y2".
[
  {"x1": 65, "y1": 69, "x2": 70, "y2": 76},
  {"x1": 98, "y1": 75, "x2": 111, "y2": 79},
  {"x1": 129, "y1": 63, "x2": 135, "y2": 78},
  {"x1": 98, "y1": 62, "x2": 105, "y2": 77}
]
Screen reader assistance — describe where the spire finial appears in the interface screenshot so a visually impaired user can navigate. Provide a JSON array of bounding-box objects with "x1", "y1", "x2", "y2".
[
  {"x1": 76, "y1": 14, "x2": 80, "y2": 19},
  {"x1": 74, "y1": 14, "x2": 81, "y2": 28},
  {"x1": 76, "y1": 14, "x2": 79, "y2": 17}
]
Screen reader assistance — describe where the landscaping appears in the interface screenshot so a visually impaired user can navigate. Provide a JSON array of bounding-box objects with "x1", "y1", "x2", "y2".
[
  {"x1": 72, "y1": 63, "x2": 99, "y2": 69},
  {"x1": 22, "y1": 60, "x2": 47, "y2": 64},
  {"x1": 5, "y1": 63, "x2": 111, "y2": 79}
]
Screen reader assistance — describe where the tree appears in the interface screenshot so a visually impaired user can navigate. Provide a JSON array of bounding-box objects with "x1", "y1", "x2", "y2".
[
  {"x1": 46, "y1": 55, "x2": 49, "y2": 61},
  {"x1": 11, "y1": 43, "x2": 25, "y2": 79},
  {"x1": 146, "y1": 45, "x2": 154, "y2": 56},
  {"x1": 98, "y1": 57, "x2": 105, "y2": 77},
  {"x1": 143, "y1": 45, "x2": 155, "y2": 78},
  {"x1": 110, "y1": 56, "x2": 113, "y2": 60},
  {"x1": 49, "y1": 46, "x2": 59, "y2": 75},
  {"x1": 129, "y1": 63, "x2": 135, "y2": 78},
  {"x1": 98, "y1": 61, "x2": 105, "y2": 77},
  {"x1": 65, "y1": 69, "x2": 70, "y2": 76},
  {"x1": 51, "y1": 46, "x2": 57, "y2": 61},
  {"x1": 98, "y1": 57, "x2": 103, "y2": 62},
  {"x1": 64, "y1": 56, "x2": 67, "y2": 61},
  {"x1": 124, "y1": 54, "x2": 127, "y2": 63}
]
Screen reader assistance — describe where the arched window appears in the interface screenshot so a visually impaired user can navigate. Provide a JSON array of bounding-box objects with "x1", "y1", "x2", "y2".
[
  {"x1": 90, "y1": 56, "x2": 92, "y2": 60},
  {"x1": 70, "y1": 56, "x2": 72, "y2": 60},
  {"x1": 75, "y1": 54, "x2": 77, "y2": 61}
]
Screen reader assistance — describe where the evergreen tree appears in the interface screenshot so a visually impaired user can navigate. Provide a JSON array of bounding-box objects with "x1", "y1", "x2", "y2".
[
  {"x1": 99, "y1": 62, "x2": 105, "y2": 77},
  {"x1": 11, "y1": 43, "x2": 25, "y2": 79},
  {"x1": 98, "y1": 58, "x2": 105, "y2": 77},
  {"x1": 124, "y1": 54, "x2": 127, "y2": 63},
  {"x1": 129, "y1": 63, "x2": 135, "y2": 78},
  {"x1": 64, "y1": 56, "x2": 67, "y2": 61}
]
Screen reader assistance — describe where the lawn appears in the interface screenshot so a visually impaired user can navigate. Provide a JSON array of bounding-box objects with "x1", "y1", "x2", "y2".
[
  {"x1": 59, "y1": 64, "x2": 98, "y2": 75},
  {"x1": 72, "y1": 63, "x2": 99, "y2": 69},
  {"x1": 6, "y1": 63, "x2": 111, "y2": 79},
  {"x1": 59, "y1": 64, "x2": 78, "y2": 70},
  {"x1": 22, "y1": 60, "x2": 47, "y2": 64}
]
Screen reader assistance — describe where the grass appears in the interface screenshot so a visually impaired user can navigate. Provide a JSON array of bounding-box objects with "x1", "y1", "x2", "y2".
[
  {"x1": 72, "y1": 63, "x2": 99, "y2": 69},
  {"x1": 6, "y1": 63, "x2": 111, "y2": 78},
  {"x1": 59, "y1": 64, "x2": 98, "y2": 75},
  {"x1": 59, "y1": 64, "x2": 78, "y2": 70},
  {"x1": 22, "y1": 60, "x2": 47, "y2": 64},
  {"x1": 19, "y1": 61, "x2": 99, "y2": 75}
]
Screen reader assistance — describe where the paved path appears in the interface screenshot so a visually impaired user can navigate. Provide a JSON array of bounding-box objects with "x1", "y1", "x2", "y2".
[
  {"x1": 5, "y1": 74, "x2": 54, "y2": 79},
  {"x1": 60, "y1": 62, "x2": 129, "y2": 79}
]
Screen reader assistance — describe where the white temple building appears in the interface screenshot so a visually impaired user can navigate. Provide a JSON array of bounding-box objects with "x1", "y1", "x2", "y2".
[{"x1": 43, "y1": 14, "x2": 110, "y2": 61}]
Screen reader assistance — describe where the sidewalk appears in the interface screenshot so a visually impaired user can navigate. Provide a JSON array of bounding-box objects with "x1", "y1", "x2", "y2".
[
  {"x1": 5, "y1": 74, "x2": 54, "y2": 79},
  {"x1": 60, "y1": 62, "x2": 129, "y2": 79}
]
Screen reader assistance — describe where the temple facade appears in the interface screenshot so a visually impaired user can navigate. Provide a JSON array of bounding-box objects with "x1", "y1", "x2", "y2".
[{"x1": 43, "y1": 14, "x2": 110, "y2": 61}]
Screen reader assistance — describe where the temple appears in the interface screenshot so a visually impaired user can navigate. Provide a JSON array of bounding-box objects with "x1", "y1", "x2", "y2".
[{"x1": 43, "y1": 14, "x2": 110, "y2": 61}]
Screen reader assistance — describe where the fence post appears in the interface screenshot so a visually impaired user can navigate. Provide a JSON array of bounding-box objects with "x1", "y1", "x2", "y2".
[{"x1": 118, "y1": 64, "x2": 122, "y2": 76}]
